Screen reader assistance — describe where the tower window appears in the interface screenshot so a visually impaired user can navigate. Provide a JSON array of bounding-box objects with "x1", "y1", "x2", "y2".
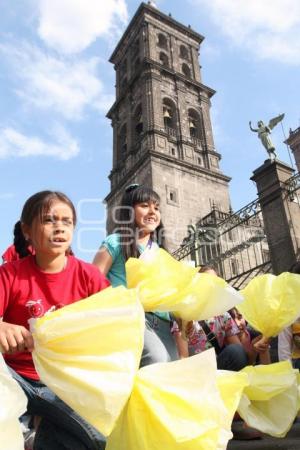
[
  {"x1": 162, "y1": 98, "x2": 177, "y2": 132},
  {"x1": 166, "y1": 186, "x2": 179, "y2": 206},
  {"x1": 133, "y1": 104, "x2": 143, "y2": 143},
  {"x1": 158, "y1": 33, "x2": 168, "y2": 49},
  {"x1": 163, "y1": 105, "x2": 172, "y2": 128},
  {"x1": 180, "y1": 44, "x2": 189, "y2": 60},
  {"x1": 159, "y1": 52, "x2": 169, "y2": 67},
  {"x1": 189, "y1": 118, "x2": 197, "y2": 137},
  {"x1": 136, "y1": 121, "x2": 143, "y2": 134},
  {"x1": 171, "y1": 147, "x2": 176, "y2": 156},
  {"x1": 182, "y1": 63, "x2": 191, "y2": 78},
  {"x1": 188, "y1": 109, "x2": 201, "y2": 139}
]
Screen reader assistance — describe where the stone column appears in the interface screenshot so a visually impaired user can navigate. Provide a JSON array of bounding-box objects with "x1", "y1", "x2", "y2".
[{"x1": 251, "y1": 159, "x2": 300, "y2": 274}]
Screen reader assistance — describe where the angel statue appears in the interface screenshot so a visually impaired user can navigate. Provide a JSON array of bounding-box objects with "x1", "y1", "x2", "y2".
[{"x1": 249, "y1": 113, "x2": 285, "y2": 160}]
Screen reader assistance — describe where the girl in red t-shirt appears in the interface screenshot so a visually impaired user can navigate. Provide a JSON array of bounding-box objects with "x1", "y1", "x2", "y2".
[
  {"x1": 0, "y1": 190, "x2": 109, "y2": 450},
  {"x1": 2, "y1": 221, "x2": 35, "y2": 263}
]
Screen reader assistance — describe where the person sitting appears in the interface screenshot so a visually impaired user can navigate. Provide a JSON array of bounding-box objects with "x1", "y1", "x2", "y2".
[
  {"x1": 186, "y1": 266, "x2": 248, "y2": 371},
  {"x1": 278, "y1": 261, "x2": 300, "y2": 370},
  {"x1": 93, "y1": 184, "x2": 179, "y2": 365},
  {"x1": 229, "y1": 307, "x2": 271, "y2": 365},
  {"x1": 0, "y1": 191, "x2": 110, "y2": 450}
]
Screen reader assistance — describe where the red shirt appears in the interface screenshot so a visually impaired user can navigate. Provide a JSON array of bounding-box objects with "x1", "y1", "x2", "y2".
[
  {"x1": 0, "y1": 255, "x2": 110, "y2": 380},
  {"x1": 2, "y1": 244, "x2": 35, "y2": 263}
]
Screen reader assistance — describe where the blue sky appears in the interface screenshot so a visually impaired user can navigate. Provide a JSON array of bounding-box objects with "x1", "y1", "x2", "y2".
[{"x1": 1, "y1": 0, "x2": 300, "y2": 261}]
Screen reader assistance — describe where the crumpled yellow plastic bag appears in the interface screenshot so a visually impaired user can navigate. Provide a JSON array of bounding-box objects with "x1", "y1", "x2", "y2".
[
  {"x1": 0, "y1": 354, "x2": 27, "y2": 450},
  {"x1": 127, "y1": 248, "x2": 198, "y2": 309},
  {"x1": 172, "y1": 273, "x2": 244, "y2": 321},
  {"x1": 126, "y1": 248, "x2": 243, "y2": 320},
  {"x1": 106, "y1": 349, "x2": 248, "y2": 450},
  {"x1": 240, "y1": 273, "x2": 300, "y2": 337},
  {"x1": 31, "y1": 286, "x2": 145, "y2": 436},
  {"x1": 216, "y1": 370, "x2": 249, "y2": 450},
  {"x1": 216, "y1": 369, "x2": 249, "y2": 423},
  {"x1": 237, "y1": 361, "x2": 299, "y2": 437}
]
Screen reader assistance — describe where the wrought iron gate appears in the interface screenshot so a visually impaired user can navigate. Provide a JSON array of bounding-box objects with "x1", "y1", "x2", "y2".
[{"x1": 172, "y1": 200, "x2": 271, "y2": 289}]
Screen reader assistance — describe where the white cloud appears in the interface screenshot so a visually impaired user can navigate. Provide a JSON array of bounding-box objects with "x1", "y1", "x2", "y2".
[
  {"x1": 38, "y1": 0, "x2": 128, "y2": 54},
  {"x1": 0, "y1": 41, "x2": 110, "y2": 120},
  {"x1": 0, "y1": 125, "x2": 79, "y2": 160},
  {"x1": 193, "y1": 0, "x2": 300, "y2": 64}
]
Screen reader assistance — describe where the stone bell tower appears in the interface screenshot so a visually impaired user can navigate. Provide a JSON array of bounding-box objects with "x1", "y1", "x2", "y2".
[{"x1": 105, "y1": 2, "x2": 231, "y2": 251}]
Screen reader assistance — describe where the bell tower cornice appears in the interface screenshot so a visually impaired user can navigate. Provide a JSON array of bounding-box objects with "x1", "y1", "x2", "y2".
[{"x1": 109, "y1": 2, "x2": 204, "y2": 65}]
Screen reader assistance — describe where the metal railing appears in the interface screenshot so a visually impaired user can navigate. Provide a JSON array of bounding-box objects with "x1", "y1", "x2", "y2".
[
  {"x1": 165, "y1": 126, "x2": 178, "y2": 138},
  {"x1": 285, "y1": 171, "x2": 300, "y2": 200},
  {"x1": 172, "y1": 199, "x2": 270, "y2": 287}
]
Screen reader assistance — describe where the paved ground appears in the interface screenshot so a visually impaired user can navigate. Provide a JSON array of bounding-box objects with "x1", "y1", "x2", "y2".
[{"x1": 228, "y1": 420, "x2": 300, "y2": 450}]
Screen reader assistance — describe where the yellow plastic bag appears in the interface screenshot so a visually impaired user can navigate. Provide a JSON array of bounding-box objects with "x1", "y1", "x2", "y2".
[
  {"x1": 127, "y1": 248, "x2": 198, "y2": 311},
  {"x1": 216, "y1": 370, "x2": 249, "y2": 450},
  {"x1": 106, "y1": 349, "x2": 248, "y2": 450},
  {"x1": 240, "y1": 272, "x2": 300, "y2": 337},
  {"x1": 126, "y1": 248, "x2": 243, "y2": 320},
  {"x1": 216, "y1": 369, "x2": 249, "y2": 423},
  {"x1": 172, "y1": 273, "x2": 243, "y2": 321},
  {"x1": 31, "y1": 286, "x2": 145, "y2": 436},
  {"x1": 0, "y1": 354, "x2": 27, "y2": 450},
  {"x1": 237, "y1": 361, "x2": 299, "y2": 437}
]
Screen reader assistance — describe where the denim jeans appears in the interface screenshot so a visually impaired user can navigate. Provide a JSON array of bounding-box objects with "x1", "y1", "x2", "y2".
[
  {"x1": 292, "y1": 358, "x2": 300, "y2": 370},
  {"x1": 216, "y1": 344, "x2": 248, "y2": 371},
  {"x1": 9, "y1": 367, "x2": 106, "y2": 450},
  {"x1": 140, "y1": 313, "x2": 178, "y2": 367}
]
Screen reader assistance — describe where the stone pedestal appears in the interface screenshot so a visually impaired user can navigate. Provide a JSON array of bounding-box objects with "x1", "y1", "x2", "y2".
[{"x1": 251, "y1": 159, "x2": 300, "y2": 274}]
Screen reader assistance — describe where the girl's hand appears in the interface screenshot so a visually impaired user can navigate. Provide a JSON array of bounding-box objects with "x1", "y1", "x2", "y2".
[
  {"x1": 0, "y1": 321, "x2": 34, "y2": 354},
  {"x1": 252, "y1": 335, "x2": 270, "y2": 353},
  {"x1": 184, "y1": 321, "x2": 198, "y2": 340}
]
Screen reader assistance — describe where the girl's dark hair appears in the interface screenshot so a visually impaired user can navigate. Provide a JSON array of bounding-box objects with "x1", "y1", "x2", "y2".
[
  {"x1": 228, "y1": 306, "x2": 238, "y2": 319},
  {"x1": 14, "y1": 191, "x2": 76, "y2": 257},
  {"x1": 114, "y1": 185, "x2": 167, "y2": 261},
  {"x1": 288, "y1": 261, "x2": 300, "y2": 274},
  {"x1": 198, "y1": 265, "x2": 218, "y2": 275},
  {"x1": 13, "y1": 220, "x2": 30, "y2": 258}
]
